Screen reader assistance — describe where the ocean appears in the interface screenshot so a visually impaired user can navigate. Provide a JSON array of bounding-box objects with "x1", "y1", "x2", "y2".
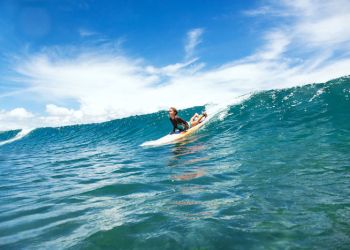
[{"x1": 0, "y1": 77, "x2": 349, "y2": 249}]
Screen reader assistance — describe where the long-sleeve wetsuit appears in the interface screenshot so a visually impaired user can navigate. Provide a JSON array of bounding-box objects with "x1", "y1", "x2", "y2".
[{"x1": 169, "y1": 116, "x2": 189, "y2": 133}]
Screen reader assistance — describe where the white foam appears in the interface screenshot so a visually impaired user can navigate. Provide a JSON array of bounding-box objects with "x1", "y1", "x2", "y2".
[
  {"x1": 0, "y1": 129, "x2": 33, "y2": 146},
  {"x1": 308, "y1": 88, "x2": 325, "y2": 102},
  {"x1": 204, "y1": 93, "x2": 252, "y2": 121}
]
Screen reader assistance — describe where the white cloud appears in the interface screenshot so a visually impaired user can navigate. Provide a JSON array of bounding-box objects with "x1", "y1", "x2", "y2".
[
  {"x1": 42, "y1": 104, "x2": 84, "y2": 125},
  {"x1": 7, "y1": 108, "x2": 33, "y2": 119},
  {"x1": 185, "y1": 28, "x2": 204, "y2": 59},
  {"x1": 1, "y1": 0, "x2": 350, "y2": 130},
  {"x1": 46, "y1": 104, "x2": 75, "y2": 116},
  {"x1": 0, "y1": 108, "x2": 34, "y2": 130}
]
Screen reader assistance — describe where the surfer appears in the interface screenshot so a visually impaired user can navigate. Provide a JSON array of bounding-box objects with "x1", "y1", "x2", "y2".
[{"x1": 168, "y1": 107, "x2": 207, "y2": 134}]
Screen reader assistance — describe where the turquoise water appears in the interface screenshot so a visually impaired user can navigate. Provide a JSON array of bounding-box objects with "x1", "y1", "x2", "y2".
[{"x1": 0, "y1": 77, "x2": 349, "y2": 249}]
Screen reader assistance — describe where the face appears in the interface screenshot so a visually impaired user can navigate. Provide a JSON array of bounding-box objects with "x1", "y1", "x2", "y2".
[{"x1": 168, "y1": 108, "x2": 176, "y2": 118}]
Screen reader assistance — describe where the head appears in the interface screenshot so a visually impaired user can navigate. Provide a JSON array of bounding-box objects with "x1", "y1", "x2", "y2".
[{"x1": 168, "y1": 107, "x2": 177, "y2": 118}]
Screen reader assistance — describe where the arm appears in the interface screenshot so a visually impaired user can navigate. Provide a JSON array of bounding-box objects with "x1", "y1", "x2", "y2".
[{"x1": 169, "y1": 118, "x2": 176, "y2": 134}]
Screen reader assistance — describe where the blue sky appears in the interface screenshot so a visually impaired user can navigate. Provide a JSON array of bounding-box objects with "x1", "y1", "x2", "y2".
[
  {"x1": 0, "y1": 1, "x2": 262, "y2": 67},
  {"x1": 1, "y1": 0, "x2": 350, "y2": 130}
]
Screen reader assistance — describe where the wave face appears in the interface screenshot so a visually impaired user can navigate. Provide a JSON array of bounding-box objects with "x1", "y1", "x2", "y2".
[
  {"x1": 0, "y1": 130, "x2": 20, "y2": 142},
  {"x1": 0, "y1": 77, "x2": 349, "y2": 249}
]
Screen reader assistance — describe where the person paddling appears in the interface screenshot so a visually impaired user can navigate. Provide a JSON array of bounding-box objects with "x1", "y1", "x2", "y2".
[{"x1": 168, "y1": 107, "x2": 207, "y2": 134}]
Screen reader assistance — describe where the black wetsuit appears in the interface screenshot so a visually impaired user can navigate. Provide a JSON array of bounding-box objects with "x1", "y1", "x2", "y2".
[{"x1": 170, "y1": 116, "x2": 189, "y2": 134}]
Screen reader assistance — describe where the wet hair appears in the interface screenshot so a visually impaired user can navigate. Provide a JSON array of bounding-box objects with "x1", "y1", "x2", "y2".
[{"x1": 170, "y1": 107, "x2": 178, "y2": 115}]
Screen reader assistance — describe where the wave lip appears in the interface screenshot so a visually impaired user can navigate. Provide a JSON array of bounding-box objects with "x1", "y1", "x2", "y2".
[{"x1": 0, "y1": 129, "x2": 33, "y2": 146}]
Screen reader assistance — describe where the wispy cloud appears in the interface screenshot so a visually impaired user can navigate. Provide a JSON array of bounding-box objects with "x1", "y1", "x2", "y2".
[
  {"x1": 78, "y1": 28, "x2": 97, "y2": 37},
  {"x1": 1, "y1": 0, "x2": 350, "y2": 130},
  {"x1": 251, "y1": 30, "x2": 290, "y2": 60},
  {"x1": 185, "y1": 28, "x2": 204, "y2": 59},
  {"x1": 243, "y1": 6, "x2": 276, "y2": 16},
  {"x1": 244, "y1": 0, "x2": 350, "y2": 48}
]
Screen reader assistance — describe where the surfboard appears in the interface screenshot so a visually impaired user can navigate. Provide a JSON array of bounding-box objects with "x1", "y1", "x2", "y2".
[{"x1": 141, "y1": 116, "x2": 208, "y2": 146}]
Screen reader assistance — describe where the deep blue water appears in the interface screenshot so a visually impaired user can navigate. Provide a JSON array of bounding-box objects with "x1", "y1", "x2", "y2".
[{"x1": 0, "y1": 77, "x2": 349, "y2": 249}]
